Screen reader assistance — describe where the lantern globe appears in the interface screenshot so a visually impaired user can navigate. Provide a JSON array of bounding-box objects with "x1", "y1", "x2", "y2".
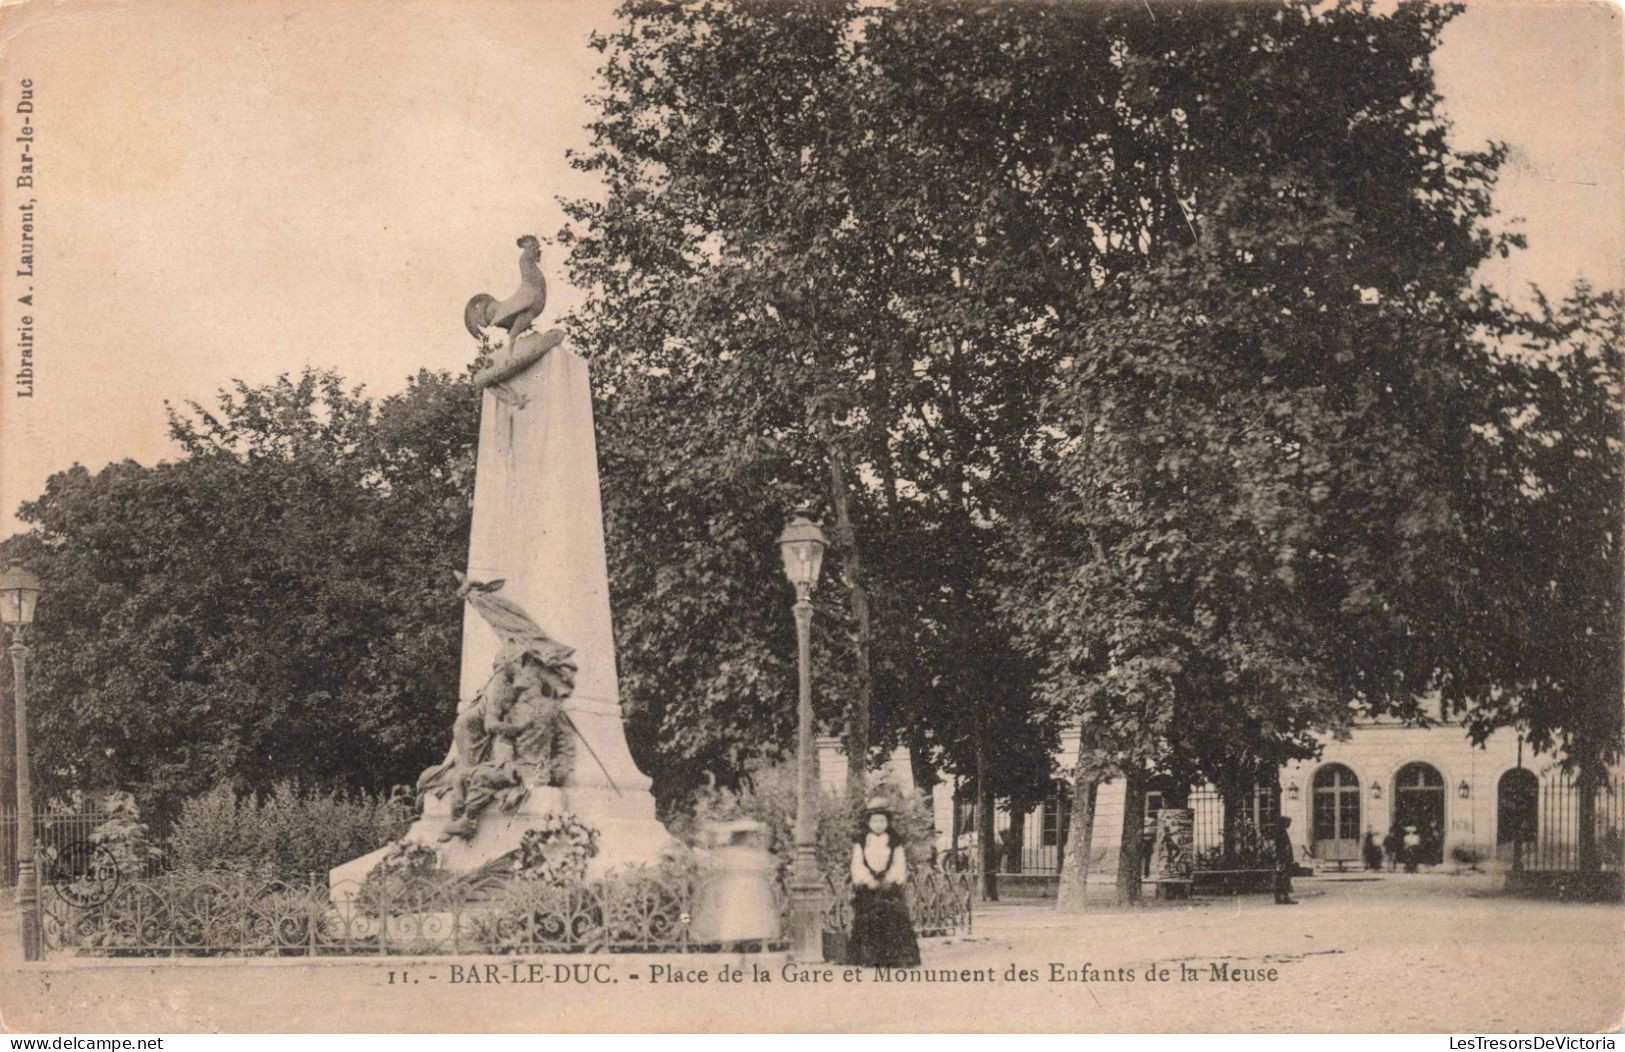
[
  {"x1": 0, "y1": 562, "x2": 40, "y2": 627},
  {"x1": 776, "y1": 512, "x2": 828, "y2": 591}
]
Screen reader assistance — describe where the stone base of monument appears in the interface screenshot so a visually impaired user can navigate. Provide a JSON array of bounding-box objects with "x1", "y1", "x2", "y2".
[{"x1": 329, "y1": 786, "x2": 676, "y2": 900}]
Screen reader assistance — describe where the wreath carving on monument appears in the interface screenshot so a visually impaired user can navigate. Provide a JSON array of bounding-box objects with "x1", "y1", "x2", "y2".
[
  {"x1": 511, "y1": 814, "x2": 601, "y2": 887},
  {"x1": 415, "y1": 573, "x2": 582, "y2": 841}
]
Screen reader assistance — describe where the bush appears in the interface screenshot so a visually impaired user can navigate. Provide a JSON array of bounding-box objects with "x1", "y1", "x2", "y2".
[
  {"x1": 89, "y1": 791, "x2": 164, "y2": 877},
  {"x1": 687, "y1": 763, "x2": 935, "y2": 880},
  {"x1": 167, "y1": 781, "x2": 414, "y2": 880}
]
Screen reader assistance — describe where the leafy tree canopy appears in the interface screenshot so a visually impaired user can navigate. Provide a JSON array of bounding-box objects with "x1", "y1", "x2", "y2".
[{"x1": 2, "y1": 369, "x2": 479, "y2": 824}]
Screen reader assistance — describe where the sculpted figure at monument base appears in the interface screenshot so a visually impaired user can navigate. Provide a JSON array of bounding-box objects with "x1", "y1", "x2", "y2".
[{"x1": 411, "y1": 575, "x2": 581, "y2": 841}]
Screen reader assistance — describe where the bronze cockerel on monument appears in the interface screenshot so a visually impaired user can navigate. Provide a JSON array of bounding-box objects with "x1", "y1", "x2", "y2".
[{"x1": 463, "y1": 234, "x2": 548, "y2": 349}]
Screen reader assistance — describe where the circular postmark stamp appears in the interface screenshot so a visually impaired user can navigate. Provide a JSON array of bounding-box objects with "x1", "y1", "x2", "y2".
[{"x1": 43, "y1": 840, "x2": 122, "y2": 907}]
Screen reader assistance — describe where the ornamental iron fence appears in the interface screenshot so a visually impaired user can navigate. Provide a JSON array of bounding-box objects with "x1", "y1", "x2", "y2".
[
  {"x1": 39, "y1": 863, "x2": 973, "y2": 958},
  {"x1": 1519, "y1": 772, "x2": 1624, "y2": 874},
  {"x1": 3, "y1": 807, "x2": 169, "y2": 887}
]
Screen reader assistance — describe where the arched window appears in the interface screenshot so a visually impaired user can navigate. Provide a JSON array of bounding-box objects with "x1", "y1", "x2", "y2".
[
  {"x1": 1312, "y1": 764, "x2": 1361, "y2": 861},
  {"x1": 1393, "y1": 762, "x2": 1447, "y2": 865},
  {"x1": 1395, "y1": 763, "x2": 1445, "y2": 790},
  {"x1": 1497, "y1": 768, "x2": 1538, "y2": 846}
]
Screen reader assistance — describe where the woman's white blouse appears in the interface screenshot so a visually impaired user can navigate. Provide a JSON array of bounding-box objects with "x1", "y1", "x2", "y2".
[{"x1": 851, "y1": 835, "x2": 908, "y2": 886}]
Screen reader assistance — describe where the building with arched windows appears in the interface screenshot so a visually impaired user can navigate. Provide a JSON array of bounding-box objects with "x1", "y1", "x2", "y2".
[
  {"x1": 1274, "y1": 715, "x2": 1531, "y2": 870},
  {"x1": 818, "y1": 699, "x2": 1614, "y2": 897}
]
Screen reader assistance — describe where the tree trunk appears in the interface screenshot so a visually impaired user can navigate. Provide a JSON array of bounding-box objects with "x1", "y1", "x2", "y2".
[
  {"x1": 824, "y1": 437, "x2": 873, "y2": 806},
  {"x1": 1220, "y1": 774, "x2": 1248, "y2": 868},
  {"x1": 1577, "y1": 767, "x2": 1600, "y2": 874},
  {"x1": 976, "y1": 712, "x2": 998, "y2": 901},
  {"x1": 1054, "y1": 788, "x2": 1072, "y2": 869},
  {"x1": 1056, "y1": 771, "x2": 1100, "y2": 913},
  {"x1": 1005, "y1": 807, "x2": 1027, "y2": 874},
  {"x1": 1115, "y1": 764, "x2": 1146, "y2": 905}
]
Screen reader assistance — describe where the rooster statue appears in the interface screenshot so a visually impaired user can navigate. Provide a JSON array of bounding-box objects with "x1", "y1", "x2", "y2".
[{"x1": 464, "y1": 235, "x2": 548, "y2": 347}]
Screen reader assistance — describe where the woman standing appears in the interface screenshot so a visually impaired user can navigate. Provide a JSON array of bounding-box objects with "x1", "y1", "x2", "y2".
[{"x1": 846, "y1": 798, "x2": 921, "y2": 968}]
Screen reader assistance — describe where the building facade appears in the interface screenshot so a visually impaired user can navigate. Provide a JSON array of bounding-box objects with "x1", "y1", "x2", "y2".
[{"x1": 820, "y1": 711, "x2": 1599, "y2": 894}]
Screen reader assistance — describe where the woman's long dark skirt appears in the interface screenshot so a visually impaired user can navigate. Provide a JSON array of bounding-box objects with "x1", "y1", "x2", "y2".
[{"x1": 847, "y1": 885, "x2": 921, "y2": 967}]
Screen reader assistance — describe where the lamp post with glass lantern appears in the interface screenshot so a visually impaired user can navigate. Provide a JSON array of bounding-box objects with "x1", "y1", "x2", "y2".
[
  {"x1": 777, "y1": 510, "x2": 827, "y2": 961},
  {"x1": 2, "y1": 563, "x2": 42, "y2": 960}
]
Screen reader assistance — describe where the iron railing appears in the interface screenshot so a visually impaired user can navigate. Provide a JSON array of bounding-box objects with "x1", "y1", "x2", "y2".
[
  {"x1": 39, "y1": 863, "x2": 974, "y2": 958},
  {"x1": 3, "y1": 808, "x2": 171, "y2": 887},
  {"x1": 1520, "y1": 773, "x2": 1623, "y2": 874}
]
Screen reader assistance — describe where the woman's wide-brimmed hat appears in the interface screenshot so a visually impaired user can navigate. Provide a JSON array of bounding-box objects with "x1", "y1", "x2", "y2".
[{"x1": 863, "y1": 796, "x2": 893, "y2": 815}]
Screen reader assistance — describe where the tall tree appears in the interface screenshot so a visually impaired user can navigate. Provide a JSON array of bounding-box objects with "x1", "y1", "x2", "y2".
[
  {"x1": 1458, "y1": 287, "x2": 1623, "y2": 868},
  {"x1": 1, "y1": 369, "x2": 479, "y2": 824},
  {"x1": 996, "y1": 0, "x2": 1523, "y2": 906},
  {"x1": 562, "y1": 0, "x2": 1084, "y2": 813}
]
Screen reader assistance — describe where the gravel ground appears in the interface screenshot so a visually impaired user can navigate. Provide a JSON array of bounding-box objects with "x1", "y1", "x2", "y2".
[{"x1": 2, "y1": 872, "x2": 1619, "y2": 1033}]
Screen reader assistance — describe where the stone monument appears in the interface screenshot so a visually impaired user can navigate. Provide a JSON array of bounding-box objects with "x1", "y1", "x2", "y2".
[{"x1": 331, "y1": 238, "x2": 673, "y2": 889}]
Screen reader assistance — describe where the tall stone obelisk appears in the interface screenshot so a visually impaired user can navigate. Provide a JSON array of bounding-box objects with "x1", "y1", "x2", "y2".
[
  {"x1": 433, "y1": 326, "x2": 670, "y2": 869},
  {"x1": 331, "y1": 321, "x2": 672, "y2": 888}
]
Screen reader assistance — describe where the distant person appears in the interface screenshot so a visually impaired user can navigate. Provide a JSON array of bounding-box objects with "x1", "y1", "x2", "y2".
[
  {"x1": 847, "y1": 798, "x2": 921, "y2": 968},
  {"x1": 1402, "y1": 824, "x2": 1422, "y2": 873},
  {"x1": 1273, "y1": 816, "x2": 1298, "y2": 905},
  {"x1": 1362, "y1": 831, "x2": 1383, "y2": 872},
  {"x1": 1383, "y1": 827, "x2": 1403, "y2": 872},
  {"x1": 689, "y1": 820, "x2": 778, "y2": 946}
]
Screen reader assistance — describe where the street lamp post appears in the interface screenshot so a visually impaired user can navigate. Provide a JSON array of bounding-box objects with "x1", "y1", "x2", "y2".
[
  {"x1": 1, "y1": 562, "x2": 42, "y2": 961},
  {"x1": 777, "y1": 510, "x2": 827, "y2": 962}
]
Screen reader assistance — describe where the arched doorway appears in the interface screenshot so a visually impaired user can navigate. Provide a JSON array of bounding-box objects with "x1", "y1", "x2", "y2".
[
  {"x1": 1393, "y1": 762, "x2": 1446, "y2": 865},
  {"x1": 1312, "y1": 764, "x2": 1361, "y2": 863},
  {"x1": 1497, "y1": 768, "x2": 1538, "y2": 863}
]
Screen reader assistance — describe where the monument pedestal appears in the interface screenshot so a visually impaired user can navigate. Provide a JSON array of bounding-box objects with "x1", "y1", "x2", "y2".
[
  {"x1": 330, "y1": 785, "x2": 674, "y2": 889},
  {"x1": 331, "y1": 329, "x2": 674, "y2": 892}
]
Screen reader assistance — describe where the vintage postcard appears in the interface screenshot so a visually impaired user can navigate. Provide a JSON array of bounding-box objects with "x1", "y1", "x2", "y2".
[{"x1": 0, "y1": 0, "x2": 1621, "y2": 1035}]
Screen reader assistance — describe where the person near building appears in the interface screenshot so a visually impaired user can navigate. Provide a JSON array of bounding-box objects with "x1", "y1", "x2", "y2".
[
  {"x1": 1362, "y1": 830, "x2": 1384, "y2": 872},
  {"x1": 1141, "y1": 809, "x2": 1159, "y2": 879},
  {"x1": 1383, "y1": 827, "x2": 1404, "y2": 871},
  {"x1": 1402, "y1": 824, "x2": 1422, "y2": 872},
  {"x1": 847, "y1": 798, "x2": 921, "y2": 968},
  {"x1": 1273, "y1": 816, "x2": 1298, "y2": 905}
]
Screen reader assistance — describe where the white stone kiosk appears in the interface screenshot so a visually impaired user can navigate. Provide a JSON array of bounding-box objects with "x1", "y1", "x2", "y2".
[{"x1": 332, "y1": 329, "x2": 673, "y2": 888}]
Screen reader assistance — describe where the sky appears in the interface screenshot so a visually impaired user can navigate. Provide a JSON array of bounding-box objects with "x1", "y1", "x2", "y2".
[{"x1": 1, "y1": 0, "x2": 1621, "y2": 535}]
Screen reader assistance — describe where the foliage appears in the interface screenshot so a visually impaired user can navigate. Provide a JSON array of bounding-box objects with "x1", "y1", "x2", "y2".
[
  {"x1": 1194, "y1": 826, "x2": 1278, "y2": 872},
  {"x1": 995, "y1": 0, "x2": 1528, "y2": 801},
  {"x1": 569, "y1": 0, "x2": 1197, "y2": 812},
  {"x1": 511, "y1": 813, "x2": 602, "y2": 886},
  {"x1": 367, "y1": 840, "x2": 441, "y2": 882},
  {"x1": 354, "y1": 839, "x2": 448, "y2": 918},
  {"x1": 87, "y1": 791, "x2": 164, "y2": 877},
  {"x1": 1450, "y1": 845, "x2": 1484, "y2": 871},
  {"x1": 167, "y1": 781, "x2": 413, "y2": 881},
  {"x1": 1, "y1": 368, "x2": 480, "y2": 819},
  {"x1": 1456, "y1": 287, "x2": 1623, "y2": 774}
]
